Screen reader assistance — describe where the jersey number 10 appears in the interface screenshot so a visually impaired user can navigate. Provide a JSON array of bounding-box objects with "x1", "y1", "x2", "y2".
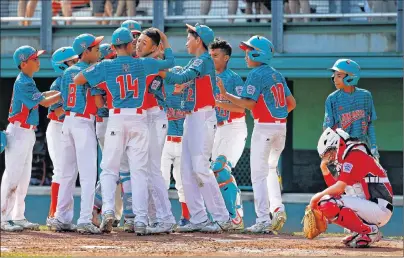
[
  {"x1": 117, "y1": 74, "x2": 139, "y2": 99},
  {"x1": 270, "y1": 83, "x2": 286, "y2": 108}
]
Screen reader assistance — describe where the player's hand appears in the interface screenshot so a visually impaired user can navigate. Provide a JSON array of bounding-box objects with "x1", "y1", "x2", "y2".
[
  {"x1": 310, "y1": 192, "x2": 323, "y2": 209},
  {"x1": 216, "y1": 77, "x2": 226, "y2": 94},
  {"x1": 158, "y1": 71, "x2": 166, "y2": 79},
  {"x1": 173, "y1": 83, "x2": 186, "y2": 94}
]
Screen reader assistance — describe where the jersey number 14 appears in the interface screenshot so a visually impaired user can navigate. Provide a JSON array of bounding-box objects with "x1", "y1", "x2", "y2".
[{"x1": 117, "y1": 74, "x2": 139, "y2": 99}]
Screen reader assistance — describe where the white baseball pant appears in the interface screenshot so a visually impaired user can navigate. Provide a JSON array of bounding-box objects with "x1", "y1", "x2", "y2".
[
  {"x1": 250, "y1": 122, "x2": 286, "y2": 223},
  {"x1": 211, "y1": 118, "x2": 247, "y2": 168},
  {"x1": 56, "y1": 115, "x2": 97, "y2": 225},
  {"x1": 99, "y1": 109, "x2": 149, "y2": 224},
  {"x1": 181, "y1": 108, "x2": 229, "y2": 224},
  {"x1": 46, "y1": 120, "x2": 63, "y2": 184},
  {"x1": 1, "y1": 123, "x2": 36, "y2": 222},
  {"x1": 146, "y1": 108, "x2": 175, "y2": 224},
  {"x1": 161, "y1": 137, "x2": 185, "y2": 203},
  {"x1": 96, "y1": 118, "x2": 123, "y2": 221}
]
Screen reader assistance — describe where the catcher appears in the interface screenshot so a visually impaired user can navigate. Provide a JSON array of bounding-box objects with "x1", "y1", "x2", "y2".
[{"x1": 305, "y1": 127, "x2": 393, "y2": 248}]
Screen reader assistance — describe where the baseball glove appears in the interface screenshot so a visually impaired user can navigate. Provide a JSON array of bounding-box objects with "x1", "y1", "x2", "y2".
[{"x1": 301, "y1": 205, "x2": 328, "y2": 239}]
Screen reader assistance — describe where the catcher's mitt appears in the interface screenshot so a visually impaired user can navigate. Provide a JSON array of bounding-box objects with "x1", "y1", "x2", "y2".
[{"x1": 301, "y1": 205, "x2": 328, "y2": 239}]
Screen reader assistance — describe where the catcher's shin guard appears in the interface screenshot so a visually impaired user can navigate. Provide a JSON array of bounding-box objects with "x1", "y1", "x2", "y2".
[
  {"x1": 318, "y1": 196, "x2": 372, "y2": 234},
  {"x1": 211, "y1": 155, "x2": 243, "y2": 222},
  {"x1": 120, "y1": 171, "x2": 135, "y2": 218}
]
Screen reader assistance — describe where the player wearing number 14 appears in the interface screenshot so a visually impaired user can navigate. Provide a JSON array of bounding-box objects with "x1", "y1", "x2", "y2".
[
  {"x1": 74, "y1": 27, "x2": 176, "y2": 235},
  {"x1": 217, "y1": 35, "x2": 296, "y2": 233}
]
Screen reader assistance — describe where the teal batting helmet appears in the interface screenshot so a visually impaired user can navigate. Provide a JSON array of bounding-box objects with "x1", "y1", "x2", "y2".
[
  {"x1": 330, "y1": 59, "x2": 361, "y2": 86},
  {"x1": 0, "y1": 131, "x2": 6, "y2": 154},
  {"x1": 239, "y1": 35, "x2": 274, "y2": 64},
  {"x1": 52, "y1": 47, "x2": 78, "y2": 74}
]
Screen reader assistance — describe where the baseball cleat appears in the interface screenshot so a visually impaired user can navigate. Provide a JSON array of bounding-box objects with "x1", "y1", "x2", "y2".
[
  {"x1": 124, "y1": 218, "x2": 135, "y2": 233},
  {"x1": 270, "y1": 208, "x2": 287, "y2": 232},
  {"x1": 46, "y1": 217, "x2": 56, "y2": 229},
  {"x1": 134, "y1": 221, "x2": 147, "y2": 236},
  {"x1": 77, "y1": 223, "x2": 102, "y2": 235},
  {"x1": 244, "y1": 221, "x2": 273, "y2": 234},
  {"x1": 50, "y1": 219, "x2": 77, "y2": 232},
  {"x1": 12, "y1": 219, "x2": 40, "y2": 231},
  {"x1": 100, "y1": 211, "x2": 115, "y2": 233},
  {"x1": 146, "y1": 222, "x2": 176, "y2": 234},
  {"x1": 1, "y1": 221, "x2": 23, "y2": 232},
  {"x1": 176, "y1": 220, "x2": 210, "y2": 233},
  {"x1": 344, "y1": 227, "x2": 382, "y2": 248},
  {"x1": 229, "y1": 215, "x2": 244, "y2": 231},
  {"x1": 91, "y1": 209, "x2": 101, "y2": 227},
  {"x1": 342, "y1": 232, "x2": 360, "y2": 246},
  {"x1": 178, "y1": 217, "x2": 190, "y2": 227},
  {"x1": 200, "y1": 219, "x2": 233, "y2": 233}
]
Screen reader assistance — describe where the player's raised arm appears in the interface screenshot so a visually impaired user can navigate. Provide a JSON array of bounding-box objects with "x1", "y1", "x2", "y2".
[{"x1": 217, "y1": 75, "x2": 257, "y2": 111}]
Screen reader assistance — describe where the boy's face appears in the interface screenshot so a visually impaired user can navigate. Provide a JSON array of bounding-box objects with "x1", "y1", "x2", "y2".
[
  {"x1": 321, "y1": 149, "x2": 337, "y2": 162},
  {"x1": 136, "y1": 34, "x2": 157, "y2": 57},
  {"x1": 210, "y1": 48, "x2": 229, "y2": 72},
  {"x1": 245, "y1": 50, "x2": 260, "y2": 68},
  {"x1": 21, "y1": 57, "x2": 40, "y2": 73},
  {"x1": 86, "y1": 45, "x2": 101, "y2": 63},
  {"x1": 186, "y1": 33, "x2": 198, "y2": 55},
  {"x1": 333, "y1": 71, "x2": 347, "y2": 89},
  {"x1": 66, "y1": 58, "x2": 78, "y2": 67}
]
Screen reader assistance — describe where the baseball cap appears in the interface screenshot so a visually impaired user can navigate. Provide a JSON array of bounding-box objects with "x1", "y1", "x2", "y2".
[
  {"x1": 72, "y1": 33, "x2": 104, "y2": 55},
  {"x1": 121, "y1": 20, "x2": 142, "y2": 34},
  {"x1": 99, "y1": 43, "x2": 116, "y2": 60},
  {"x1": 112, "y1": 27, "x2": 134, "y2": 46},
  {"x1": 186, "y1": 23, "x2": 214, "y2": 46},
  {"x1": 13, "y1": 45, "x2": 45, "y2": 67}
]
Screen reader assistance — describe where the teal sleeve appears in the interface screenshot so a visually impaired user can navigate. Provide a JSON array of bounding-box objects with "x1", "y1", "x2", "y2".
[
  {"x1": 323, "y1": 96, "x2": 335, "y2": 128},
  {"x1": 82, "y1": 62, "x2": 106, "y2": 87},
  {"x1": 16, "y1": 83, "x2": 45, "y2": 109},
  {"x1": 143, "y1": 48, "x2": 175, "y2": 72}
]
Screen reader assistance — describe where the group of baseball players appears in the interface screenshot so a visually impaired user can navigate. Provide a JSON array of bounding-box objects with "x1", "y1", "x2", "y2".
[{"x1": 0, "y1": 19, "x2": 393, "y2": 248}]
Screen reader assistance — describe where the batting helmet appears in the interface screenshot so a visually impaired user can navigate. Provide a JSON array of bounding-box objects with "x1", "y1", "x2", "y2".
[
  {"x1": 99, "y1": 43, "x2": 116, "y2": 60},
  {"x1": 239, "y1": 35, "x2": 274, "y2": 65},
  {"x1": 330, "y1": 59, "x2": 361, "y2": 86},
  {"x1": 0, "y1": 131, "x2": 7, "y2": 154},
  {"x1": 121, "y1": 20, "x2": 142, "y2": 34},
  {"x1": 52, "y1": 47, "x2": 78, "y2": 74},
  {"x1": 317, "y1": 128, "x2": 350, "y2": 158}
]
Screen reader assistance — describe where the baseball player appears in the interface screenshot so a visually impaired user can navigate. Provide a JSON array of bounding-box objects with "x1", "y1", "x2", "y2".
[
  {"x1": 91, "y1": 43, "x2": 124, "y2": 228},
  {"x1": 158, "y1": 23, "x2": 231, "y2": 233},
  {"x1": 46, "y1": 47, "x2": 78, "y2": 228},
  {"x1": 1, "y1": 46, "x2": 61, "y2": 232},
  {"x1": 159, "y1": 66, "x2": 190, "y2": 226},
  {"x1": 121, "y1": 19, "x2": 142, "y2": 57},
  {"x1": 312, "y1": 127, "x2": 393, "y2": 248},
  {"x1": 52, "y1": 34, "x2": 104, "y2": 234},
  {"x1": 74, "y1": 27, "x2": 176, "y2": 235},
  {"x1": 324, "y1": 59, "x2": 379, "y2": 159},
  {"x1": 209, "y1": 38, "x2": 246, "y2": 229},
  {"x1": 216, "y1": 36, "x2": 296, "y2": 233}
]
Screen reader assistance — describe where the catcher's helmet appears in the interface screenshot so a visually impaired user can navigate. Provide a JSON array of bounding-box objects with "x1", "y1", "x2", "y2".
[
  {"x1": 330, "y1": 59, "x2": 360, "y2": 86},
  {"x1": 239, "y1": 35, "x2": 274, "y2": 65},
  {"x1": 0, "y1": 131, "x2": 7, "y2": 154},
  {"x1": 52, "y1": 47, "x2": 78, "y2": 74},
  {"x1": 317, "y1": 128, "x2": 350, "y2": 158}
]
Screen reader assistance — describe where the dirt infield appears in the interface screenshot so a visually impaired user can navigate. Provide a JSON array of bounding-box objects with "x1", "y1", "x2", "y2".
[{"x1": 1, "y1": 229, "x2": 403, "y2": 257}]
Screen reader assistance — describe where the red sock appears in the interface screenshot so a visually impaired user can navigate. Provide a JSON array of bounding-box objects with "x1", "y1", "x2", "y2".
[
  {"x1": 181, "y1": 202, "x2": 190, "y2": 220},
  {"x1": 48, "y1": 182, "x2": 60, "y2": 218}
]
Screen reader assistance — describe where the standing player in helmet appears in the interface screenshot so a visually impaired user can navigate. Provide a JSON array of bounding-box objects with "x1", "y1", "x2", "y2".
[
  {"x1": 216, "y1": 35, "x2": 296, "y2": 233},
  {"x1": 121, "y1": 20, "x2": 142, "y2": 57},
  {"x1": 311, "y1": 127, "x2": 393, "y2": 248},
  {"x1": 324, "y1": 59, "x2": 379, "y2": 159},
  {"x1": 46, "y1": 47, "x2": 78, "y2": 228}
]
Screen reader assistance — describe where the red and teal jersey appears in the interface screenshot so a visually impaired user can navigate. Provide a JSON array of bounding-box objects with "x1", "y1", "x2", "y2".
[
  {"x1": 164, "y1": 81, "x2": 185, "y2": 137},
  {"x1": 82, "y1": 49, "x2": 174, "y2": 109},
  {"x1": 61, "y1": 61, "x2": 97, "y2": 116},
  {"x1": 47, "y1": 76, "x2": 65, "y2": 122},
  {"x1": 214, "y1": 68, "x2": 245, "y2": 123},
  {"x1": 241, "y1": 65, "x2": 291, "y2": 123},
  {"x1": 8, "y1": 72, "x2": 45, "y2": 126}
]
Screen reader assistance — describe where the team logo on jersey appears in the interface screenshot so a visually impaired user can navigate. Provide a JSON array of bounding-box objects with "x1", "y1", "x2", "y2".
[
  {"x1": 151, "y1": 80, "x2": 161, "y2": 90},
  {"x1": 122, "y1": 64, "x2": 129, "y2": 72},
  {"x1": 342, "y1": 162, "x2": 353, "y2": 173},
  {"x1": 246, "y1": 85, "x2": 256, "y2": 95},
  {"x1": 272, "y1": 74, "x2": 277, "y2": 81},
  {"x1": 192, "y1": 59, "x2": 203, "y2": 67},
  {"x1": 32, "y1": 92, "x2": 42, "y2": 100},
  {"x1": 235, "y1": 86, "x2": 243, "y2": 96}
]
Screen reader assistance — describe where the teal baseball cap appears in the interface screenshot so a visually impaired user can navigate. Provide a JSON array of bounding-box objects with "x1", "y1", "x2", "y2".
[
  {"x1": 13, "y1": 45, "x2": 45, "y2": 67},
  {"x1": 112, "y1": 27, "x2": 134, "y2": 46},
  {"x1": 72, "y1": 33, "x2": 104, "y2": 55},
  {"x1": 99, "y1": 43, "x2": 116, "y2": 60},
  {"x1": 121, "y1": 20, "x2": 142, "y2": 34},
  {"x1": 186, "y1": 23, "x2": 214, "y2": 46}
]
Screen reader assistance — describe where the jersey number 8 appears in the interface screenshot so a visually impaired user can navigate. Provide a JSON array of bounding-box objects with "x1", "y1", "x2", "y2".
[{"x1": 117, "y1": 74, "x2": 139, "y2": 99}]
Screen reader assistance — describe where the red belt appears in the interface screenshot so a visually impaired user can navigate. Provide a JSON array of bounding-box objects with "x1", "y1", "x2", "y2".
[
  {"x1": 65, "y1": 111, "x2": 92, "y2": 119},
  {"x1": 96, "y1": 116, "x2": 104, "y2": 122},
  {"x1": 255, "y1": 117, "x2": 287, "y2": 124},
  {"x1": 167, "y1": 136, "x2": 182, "y2": 143},
  {"x1": 47, "y1": 112, "x2": 64, "y2": 123},
  {"x1": 11, "y1": 121, "x2": 36, "y2": 130},
  {"x1": 112, "y1": 108, "x2": 143, "y2": 115}
]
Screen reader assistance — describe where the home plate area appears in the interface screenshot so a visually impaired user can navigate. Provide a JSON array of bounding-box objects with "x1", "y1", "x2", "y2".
[{"x1": 1, "y1": 230, "x2": 403, "y2": 257}]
